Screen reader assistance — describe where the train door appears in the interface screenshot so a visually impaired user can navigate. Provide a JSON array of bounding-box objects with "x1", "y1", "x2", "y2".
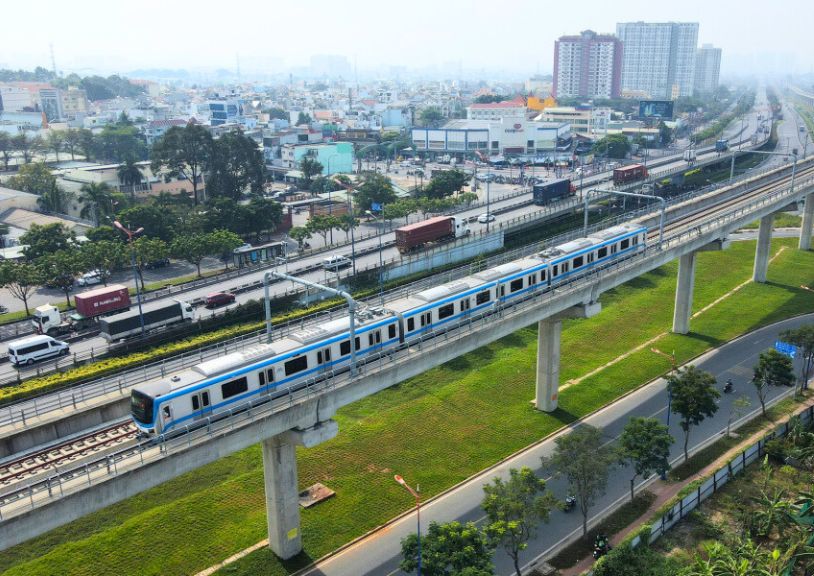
[
  {"x1": 190, "y1": 391, "x2": 212, "y2": 420},
  {"x1": 316, "y1": 347, "x2": 333, "y2": 371}
]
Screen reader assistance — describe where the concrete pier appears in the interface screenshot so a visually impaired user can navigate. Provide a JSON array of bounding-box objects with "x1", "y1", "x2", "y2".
[
  {"x1": 800, "y1": 193, "x2": 814, "y2": 251},
  {"x1": 672, "y1": 252, "x2": 697, "y2": 335},
  {"x1": 263, "y1": 420, "x2": 338, "y2": 560},
  {"x1": 535, "y1": 302, "x2": 601, "y2": 412},
  {"x1": 753, "y1": 214, "x2": 774, "y2": 283}
]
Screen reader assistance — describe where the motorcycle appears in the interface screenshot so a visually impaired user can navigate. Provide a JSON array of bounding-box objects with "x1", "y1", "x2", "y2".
[
  {"x1": 593, "y1": 534, "x2": 612, "y2": 560},
  {"x1": 564, "y1": 495, "x2": 576, "y2": 512},
  {"x1": 723, "y1": 379, "x2": 734, "y2": 394}
]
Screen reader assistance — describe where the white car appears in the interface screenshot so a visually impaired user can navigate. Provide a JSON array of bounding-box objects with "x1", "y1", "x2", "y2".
[
  {"x1": 322, "y1": 255, "x2": 352, "y2": 271},
  {"x1": 477, "y1": 213, "x2": 496, "y2": 224},
  {"x1": 77, "y1": 271, "x2": 102, "y2": 286}
]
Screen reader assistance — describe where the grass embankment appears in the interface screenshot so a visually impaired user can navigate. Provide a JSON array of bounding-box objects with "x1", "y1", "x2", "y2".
[
  {"x1": 741, "y1": 213, "x2": 802, "y2": 230},
  {"x1": 1, "y1": 239, "x2": 813, "y2": 576}
]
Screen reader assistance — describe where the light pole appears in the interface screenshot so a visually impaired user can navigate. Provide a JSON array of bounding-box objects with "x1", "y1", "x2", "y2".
[
  {"x1": 366, "y1": 210, "x2": 385, "y2": 304},
  {"x1": 113, "y1": 220, "x2": 146, "y2": 337},
  {"x1": 486, "y1": 170, "x2": 491, "y2": 233},
  {"x1": 395, "y1": 474, "x2": 421, "y2": 576}
]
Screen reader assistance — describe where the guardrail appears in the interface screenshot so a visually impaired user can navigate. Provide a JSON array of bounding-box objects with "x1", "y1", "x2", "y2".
[{"x1": 2, "y1": 172, "x2": 810, "y2": 520}]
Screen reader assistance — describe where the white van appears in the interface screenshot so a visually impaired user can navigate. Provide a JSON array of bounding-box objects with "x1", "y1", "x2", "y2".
[
  {"x1": 322, "y1": 255, "x2": 352, "y2": 271},
  {"x1": 7, "y1": 335, "x2": 70, "y2": 366}
]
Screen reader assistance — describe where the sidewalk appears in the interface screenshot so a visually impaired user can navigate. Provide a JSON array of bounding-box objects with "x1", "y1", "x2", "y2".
[{"x1": 559, "y1": 392, "x2": 814, "y2": 576}]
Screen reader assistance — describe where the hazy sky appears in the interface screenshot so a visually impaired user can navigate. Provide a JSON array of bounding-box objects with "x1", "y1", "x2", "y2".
[{"x1": 2, "y1": 0, "x2": 812, "y2": 77}]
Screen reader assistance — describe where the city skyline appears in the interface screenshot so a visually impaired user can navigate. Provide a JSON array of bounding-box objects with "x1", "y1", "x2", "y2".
[{"x1": 1, "y1": 0, "x2": 812, "y2": 79}]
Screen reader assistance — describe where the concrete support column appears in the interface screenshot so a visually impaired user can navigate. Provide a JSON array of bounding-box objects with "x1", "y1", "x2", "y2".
[
  {"x1": 262, "y1": 420, "x2": 339, "y2": 560},
  {"x1": 672, "y1": 251, "x2": 697, "y2": 335},
  {"x1": 799, "y1": 193, "x2": 814, "y2": 250},
  {"x1": 535, "y1": 318, "x2": 562, "y2": 413},
  {"x1": 753, "y1": 214, "x2": 774, "y2": 283},
  {"x1": 262, "y1": 434, "x2": 302, "y2": 560}
]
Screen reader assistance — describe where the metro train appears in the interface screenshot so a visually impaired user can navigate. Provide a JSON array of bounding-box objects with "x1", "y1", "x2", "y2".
[{"x1": 130, "y1": 223, "x2": 647, "y2": 436}]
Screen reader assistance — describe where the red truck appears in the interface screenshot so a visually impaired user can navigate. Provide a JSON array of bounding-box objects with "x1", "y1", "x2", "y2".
[
  {"x1": 612, "y1": 164, "x2": 648, "y2": 185},
  {"x1": 395, "y1": 216, "x2": 471, "y2": 253},
  {"x1": 32, "y1": 284, "x2": 132, "y2": 335}
]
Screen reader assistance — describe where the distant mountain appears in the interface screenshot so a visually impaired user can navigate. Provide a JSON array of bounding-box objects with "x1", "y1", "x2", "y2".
[{"x1": 127, "y1": 68, "x2": 190, "y2": 79}]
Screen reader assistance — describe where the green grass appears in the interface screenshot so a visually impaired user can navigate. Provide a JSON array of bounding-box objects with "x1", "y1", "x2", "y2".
[
  {"x1": 740, "y1": 212, "x2": 802, "y2": 230},
  {"x1": 1, "y1": 238, "x2": 813, "y2": 576}
]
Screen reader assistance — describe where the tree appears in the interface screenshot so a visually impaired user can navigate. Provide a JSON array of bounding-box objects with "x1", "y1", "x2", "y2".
[
  {"x1": 481, "y1": 467, "x2": 557, "y2": 576},
  {"x1": 86, "y1": 225, "x2": 122, "y2": 244},
  {"x1": 296, "y1": 111, "x2": 312, "y2": 126},
  {"x1": 62, "y1": 128, "x2": 82, "y2": 160},
  {"x1": 0, "y1": 132, "x2": 12, "y2": 170},
  {"x1": 383, "y1": 199, "x2": 418, "y2": 225},
  {"x1": 6, "y1": 162, "x2": 58, "y2": 194},
  {"x1": 474, "y1": 95, "x2": 507, "y2": 104},
  {"x1": 150, "y1": 124, "x2": 213, "y2": 206},
  {"x1": 207, "y1": 229, "x2": 243, "y2": 271},
  {"x1": 46, "y1": 130, "x2": 65, "y2": 162},
  {"x1": 244, "y1": 197, "x2": 283, "y2": 242},
  {"x1": 37, "y1": 180, "x2": 73, "y2": 214},
  {"x1": 77, "y1": 128, "x2": 96, "y2": 161},
  {"x1": 207, "y1": 130, "x2": 265, "y2": 200},
  {"x1": 727, "y1": 396, "x2": 751, "y2": 437},
  {"x1": 543, "y1": 425, "x2": 615, "y2": 537},
  {"x1": 79, "y1": 182, "x2": 115, "y2": 226},
  {"x1": 171, "y1": 233, "x2": 212, "y2": 277},
  {"x1": 591, "y1": 134, "x2": 630, "y2": 159},
  {"x1": 752, "y1": 349, "x2": 795, "y2": 417},
  {"x1": 307, "y1": 214, "x2": 340, "y2": 245},
  {"x1": 337, "y1": 213, "x2": 358, "y2": 242},
  {"x1": 288, "y1": 226, "x2": 312, "y2": 249},
  {"x1": 355, "y1": 172, "x2": 397, "y2": 212},
  {"x1": 667, "y1": 365, "x2": 720, "y2": 462},
  {"x1": 265, "y1": 107, "x2": 288, "y2": 120},
  {"x1": 423, "y1": 169, "x2": 468, "y2": 199},
  {"x1": 419, "y1": 106, "x2": 444, "y2": 128},
  {"x1": 299, "y1": 156, "x2": 324, "y2": 191},
  {"x1": 132, "y1": 237, "x2": 169, "y2": 289},
  {"x1": 38, "y1": 249, "x2": 82, "y2": 307},
  {"x1": 400, "y1": 521, "x2": 494, "y2": 576},
  {"x1": 117, "y1": 158, "x2": 144, "y2": 200},
  {"x1": 117, "y1": 204, "x2": 178, "y2": 243},
  {"x1": 617, "y1": 417, "x2": 674, "y2": 502},
  {"x1": 0, "y1": 260, "x2": 43, "y2": 315},
  {"x1": 0, "y1": 223, "x2": 9, "y2": 249},
  {"x1": 657, "y1": 121, "x2": 673, "y2": 147},
  {"x1": 780, "y1": 325, "x2": 814, "y2": 395},
  {"x1": 20, "y1": 223, "x2": 73, "y2": 261},
  {"x1": 79, "y1": 240, "x2": 127, "y2": 285},
  {"x1": 96, "y1": 120, "x2": 146, "y2": 163},
  {"x1": 12, "y1": 132, "x2": 36, "y2": 164}
]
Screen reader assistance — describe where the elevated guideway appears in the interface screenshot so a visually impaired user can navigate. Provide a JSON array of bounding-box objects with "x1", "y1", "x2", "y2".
[{"x1": 2, "y1": 156, "x2": 813, "y2": 554}]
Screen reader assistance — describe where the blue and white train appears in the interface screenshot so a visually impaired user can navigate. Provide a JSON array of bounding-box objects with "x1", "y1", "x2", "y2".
[{"x1": 130, "y1": 223, "x2": 647, "y2": 435}]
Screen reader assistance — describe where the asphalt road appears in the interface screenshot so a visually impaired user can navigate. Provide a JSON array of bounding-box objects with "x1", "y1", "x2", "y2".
[{"x1": 299, "y1": 313, "x2": 813, "y2": 576}]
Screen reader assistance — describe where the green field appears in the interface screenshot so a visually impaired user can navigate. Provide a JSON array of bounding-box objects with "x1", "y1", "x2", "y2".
[{"x1": 1, "y1": 238, "x2": 813, "y2": 576}]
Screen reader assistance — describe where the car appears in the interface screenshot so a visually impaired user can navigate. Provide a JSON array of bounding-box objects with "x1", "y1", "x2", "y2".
[
  {"x1": 205, "y1": 292, "x2": 236, "y2": 308},
  {"x1": 76, "y1": 271, "x2": 102, "y2": 287},
  {"x1": 322, "y1": 254, "x2": 352, "y2": 271},
  {"x1": 477, "y1": 213, "x2": 496, "y2": 224},
  {"x1": 144, "y1": 258, "x2": 170, "y2": 270}
]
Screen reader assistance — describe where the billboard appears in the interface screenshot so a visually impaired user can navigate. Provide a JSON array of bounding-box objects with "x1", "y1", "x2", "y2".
[{"x1": 639, "y1": 100, "x2": 674, "y2": 120}]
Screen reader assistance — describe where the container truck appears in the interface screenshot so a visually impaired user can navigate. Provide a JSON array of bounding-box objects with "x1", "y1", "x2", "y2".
[
  {"x1": 532, "y1": 179, "x2": 575, "y2": 205},
  {"x1": 32, "y1": 284, "x2": 131, "y2": 335},
  {"x1": 395, "y1": 216, "x2": 470, "y2": 253},
  {"x1": 99, "y1": 300, "x2": 194, "y2": 341},
  {"x1": 612, "y1": 164, "x2": 648, "y2": 185}
]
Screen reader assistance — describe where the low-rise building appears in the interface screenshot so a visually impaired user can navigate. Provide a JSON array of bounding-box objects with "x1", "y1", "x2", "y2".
[
  {"x1": 466, "y1": 96, "x2": 527, "y2": 121},
  {"x1": 281, "y1": 142, "x2": 354, "y2": 175}
]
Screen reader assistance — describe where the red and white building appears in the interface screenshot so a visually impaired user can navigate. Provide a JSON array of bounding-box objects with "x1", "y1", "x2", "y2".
[
  {"x1": 553, "y1": 30, "x2": 622, "y2": 99},
  {"x1": 466, "y1": 96, "x2": 527, "y2": 121}
]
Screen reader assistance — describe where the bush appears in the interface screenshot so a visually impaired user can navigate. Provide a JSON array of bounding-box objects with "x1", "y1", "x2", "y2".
[{"x1": 593, "y1": 542, "x2": 681, "y2": 576}]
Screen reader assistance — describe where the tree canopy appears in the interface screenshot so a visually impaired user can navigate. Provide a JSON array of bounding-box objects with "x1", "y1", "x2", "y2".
[
  {"x1": 400, "y1": 521, "x2": 495, "y2": 576},
  {"x1": 667, "y1": 365, "x2": 720, "y2": 462},
  {"x1": 617, "y1": 417, "x2": 673, "y2": 502}
]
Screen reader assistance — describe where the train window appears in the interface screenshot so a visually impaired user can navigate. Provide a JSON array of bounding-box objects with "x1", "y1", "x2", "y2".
[
  {"x1": 598, "y1": 247, "x2": 608, "y2": 258},
  {"x1": 407, "y1": 317, "x2": 415, "y2": 331},
  {"x1": 588, "y1": 253, "x2": 594, "y2": 263},
  {"x1": 202, "y1": 391, "x2": 210, "y2": 406},
  {"x1": 221, "y1": 377, "x2": 249, "y2": 399},
  {"x1": 317, "y1": 348, "x2": 332, "y2": 364},
  {"x1": 284, "y1": 356, "x2": 308, "y2": 376},
  {"x1": 476, "y1": 291, "x2": 490, "y2": 305},
  {"x1": 620, "y1": 238, "x2": 630, "y2": 250},
  {"x1": 573, "y1": 256, "x2": 583, "y2": 268},
  {"x1": 499, "y1": 285, "x2": 506, "y2": 297},
  {"x1": 259, "y1": 371, "x2": 266, "y2": 386},
  {"x1": 388, "y1": 324, "x2": 397, "y2": 339},
  {"x1": 552, "y1": 264, "x2": 558, "y2": 277},
  {"x1": 368, "y1": 331, "x2": 381, "y2": 346},
  {"x1": 355, "y1": 336, "x2": 361, "y2": 349},
  {"x1": 266, "y1": 369, "x2": 275, "y2": 383},
  {"x1": 340, "y1": 340, "x2": 350, "y2": 355},
  {"x1": 438, "y1": 303, "x2": 454, "y2": 319},
  {"x1": 632, "y1": 236, "x2": 638, "y2": 245},
  {"x1": 611, "y1": 244, "x2": 617, "y2": 254},
  {"x1": 192, "y1": 395, "x2": 200, "y2": 411},
  {"x1": 562, "y1": 262, "x2": 569, "y2": 273},
  {"x1": 420, "y1": 312, "x2": 431, "y2": 327},
  {"x1": 317, "y1": 350, "x2": 324, "y2": 364},
  {"x1": 510, "y1": 279, "x2": 523, "y2": 293},
  {"x1": 162, "y1": 406, "x2": 171, "y2": 419},
  {"x1": 460, "y1": 298, "x2": 471, "y2": 311},
  {"x1": 540, "y1": 269, "x2": 546, "y2": 281},
  {"x1": 529, "y1": 274, "x2": 536, "y2": 285}
]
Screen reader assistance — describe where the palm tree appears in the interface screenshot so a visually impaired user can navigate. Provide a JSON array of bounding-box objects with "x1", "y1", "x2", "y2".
[
  {"x1": 117, "y1": 159, "x2": 144, "y2": 201},
  {"x1": 47, "y1": 130, "x2": 65, "y2": 163},
  {"x1": 79, "y1": 182, "x2": 115, "y2": 226}
]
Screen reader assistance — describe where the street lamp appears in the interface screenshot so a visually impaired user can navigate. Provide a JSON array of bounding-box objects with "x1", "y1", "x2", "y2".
[
  {"x1": 394, "y1": 474, "x2": 421, "y2": 576},
  {"x1": 113, "y1": 220, "x2": 146, "y2": 337},
  {"x1": 366, "y1": 209, "x2": 385, "y2": 305}
]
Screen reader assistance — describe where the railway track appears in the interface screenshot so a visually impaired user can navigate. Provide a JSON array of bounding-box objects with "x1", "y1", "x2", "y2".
[{"x1": 0, "y1": 421, "x2": 137, "y2": 489}]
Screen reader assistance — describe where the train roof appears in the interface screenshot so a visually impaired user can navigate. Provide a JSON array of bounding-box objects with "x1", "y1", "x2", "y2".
[
  {"x1": 193, "y1": 343, "x2": 280, "y2": 377},
  {"x1": 474, "y1": 262, "x2": 523, "y2": 282},
  {"x1": 587, "y1": 224, "x2": 643, "y2": 241},
  {"x1": 133, "y1": 370, "x2": 200, "y2": 397},
  {"x1": 289, "y1": 307, "x2": 395, "y2": 344},
  {"x1": 539, "y1": 237, "x2": 594, "y2": 259},
  {"x1": 413, "y1": 278, "x2": 482, "y2": 302}
]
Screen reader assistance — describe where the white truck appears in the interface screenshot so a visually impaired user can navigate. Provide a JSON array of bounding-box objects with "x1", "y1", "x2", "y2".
[{"x1": 99, "y1": 300, "x2": 194, "y2": 341}]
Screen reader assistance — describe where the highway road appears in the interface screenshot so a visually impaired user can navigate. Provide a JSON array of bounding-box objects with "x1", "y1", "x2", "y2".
[
  {"x1": 299, "y1": 314, "x2": 813, "y2": 576},
  {"x1": 0, "y1": 91, "x2": 774, "y2": 382}
]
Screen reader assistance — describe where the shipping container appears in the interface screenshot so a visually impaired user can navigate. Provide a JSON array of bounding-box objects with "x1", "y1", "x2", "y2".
[
  {"x1": 532, "y1": 179, "x2": 573, "y2": 205},
  {"x1": 395, "y1": 216, "x2": 470, "y2": 253},
  {"x1": 99, "y1": 300, "x2": 194, "y2": 341},
  {"x1": 612, "y1": 164, "x2": 648, "y2": 185},
  {"x1": 74, "y1": 284, "x2": 131, "y2": 318}
]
